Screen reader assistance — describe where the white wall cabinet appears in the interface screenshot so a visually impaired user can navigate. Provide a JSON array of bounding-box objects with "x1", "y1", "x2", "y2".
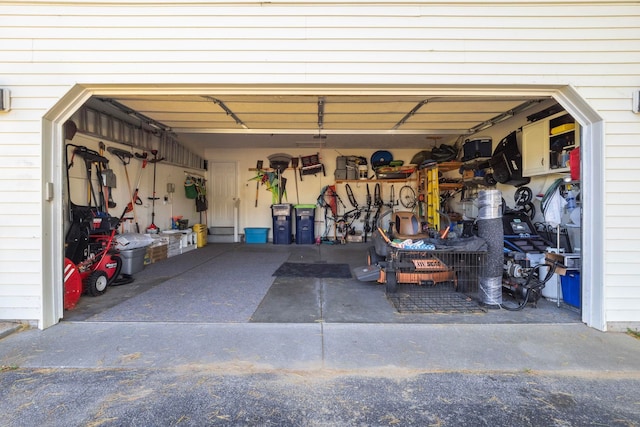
[{"x1": 522, "y1": 111, "x2": 580, "y2": 177}]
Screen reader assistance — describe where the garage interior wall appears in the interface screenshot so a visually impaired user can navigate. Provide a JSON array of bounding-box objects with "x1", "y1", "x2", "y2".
[{"x1": 0, "y1": 1, "x2": 638, "y2": 330}]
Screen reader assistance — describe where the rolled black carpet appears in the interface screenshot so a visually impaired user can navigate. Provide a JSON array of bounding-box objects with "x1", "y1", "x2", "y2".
[{"x1": 477, "y1": 190, "x2": 503, "y2": 306}]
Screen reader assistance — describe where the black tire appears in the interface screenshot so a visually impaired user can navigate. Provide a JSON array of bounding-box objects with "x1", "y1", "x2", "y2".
[
  {"x1": 521, "y1": 202, "x2": 536, "y2": 220},
  {"x1": 385, "y1": 270, "x2": 398, "y2": 293},
  {"x1": 367, "y1": 246, "x2": 382, "y2": 266},
  {"x1": 85, "y1": 270, "x2": 108, "y2": 297},
  {"x1": 514, "y1": 186, "x2": 533, "y2": 205},
  {"x1": 107, "y1": 254, "x2": 123, "y2": 286},
  {"x1": 398, "y1": 185, "x2": 417, "y2": 209}
]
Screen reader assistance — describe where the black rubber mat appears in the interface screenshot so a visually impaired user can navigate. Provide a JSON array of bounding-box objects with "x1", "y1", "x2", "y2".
[{"x1": 273, "y1": 262, "x2": 352, "y2": 279}]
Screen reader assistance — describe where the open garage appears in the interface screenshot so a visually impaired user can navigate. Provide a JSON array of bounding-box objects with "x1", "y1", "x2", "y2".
[{"x1": 1, "y1": 1, "x2": 638, "y2": 332}]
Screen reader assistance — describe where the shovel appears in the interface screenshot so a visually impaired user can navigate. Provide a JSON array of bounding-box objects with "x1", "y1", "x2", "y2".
[{"x1": 255, "y1": 160, "x2": 263, "y2": 207}]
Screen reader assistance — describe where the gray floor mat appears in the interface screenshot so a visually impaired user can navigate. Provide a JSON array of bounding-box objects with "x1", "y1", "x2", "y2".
[
  {"x1": 250, "y1": 277, "x2": 322, "y2": 323},
  {"x1": 87, "y1": 251, "x2": 288, "y2": 323}
]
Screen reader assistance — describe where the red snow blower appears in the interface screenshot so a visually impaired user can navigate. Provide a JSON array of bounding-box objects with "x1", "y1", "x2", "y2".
[{"x1": 63, "y1": 144, "x2": 137, "y2": 309}]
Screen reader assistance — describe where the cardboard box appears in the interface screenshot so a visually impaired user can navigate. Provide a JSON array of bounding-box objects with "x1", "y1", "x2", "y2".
[
  {"x1": 145, "y1": 243, "x2": 168, "y2": 265},
  {"x1": 346, "y1": 232, "x2": 364, "y2": 243},
  {"x1": 545, "y1": 252, "x2": 580, "y2": 276}
]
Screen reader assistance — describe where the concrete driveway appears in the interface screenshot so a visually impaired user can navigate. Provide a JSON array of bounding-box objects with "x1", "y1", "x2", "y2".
[{"x1": 1, "y1": 243, "x2": 639, "y2": 426}]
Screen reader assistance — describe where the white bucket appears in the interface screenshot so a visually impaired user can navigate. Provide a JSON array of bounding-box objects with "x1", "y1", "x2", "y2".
[{"x1": 358, "y1": 165, "x2": 368, "y2": 180}]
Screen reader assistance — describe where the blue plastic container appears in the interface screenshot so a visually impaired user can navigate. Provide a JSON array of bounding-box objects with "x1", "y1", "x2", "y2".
[
  {"x1": 244, "y1": 227, "x2": 269, "y2": 244},
  {"x1": 561, "y1": 271, "x2": 581, "y2": 308}
]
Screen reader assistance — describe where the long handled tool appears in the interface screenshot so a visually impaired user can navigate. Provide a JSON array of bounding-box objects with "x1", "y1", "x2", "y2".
[
  {"x1": 146, "y1": 149, "x2": 165, "y2": 233},
  {"x1": 129, "y1": 151, "x2": 148, "y2": 233},
  {"x1": 291, "y1": 156, "x2": 300, "y2": 204},
  {"x1": 255, "y1": 160, "x2": 263, "y2": 207},
  {"x1": 107, "y1": 146, "x2": 136, "y2": 229}
]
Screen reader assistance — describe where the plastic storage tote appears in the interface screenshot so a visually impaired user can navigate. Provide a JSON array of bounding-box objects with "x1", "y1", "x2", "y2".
[
  {"x1": 244, "y1": 227, "x2": 269, "y2": 244},
  {"x1": 119, "y1": 246, "x2": 147, "y2": 275}
]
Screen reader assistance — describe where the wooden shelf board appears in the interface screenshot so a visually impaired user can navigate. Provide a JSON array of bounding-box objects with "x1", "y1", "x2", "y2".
[
  {"x1": 440, "y1": 182, "x2": 463, "y2": 190},
  {"x1": 335, "y1": 178, "x2": 416, "y2": 183}
]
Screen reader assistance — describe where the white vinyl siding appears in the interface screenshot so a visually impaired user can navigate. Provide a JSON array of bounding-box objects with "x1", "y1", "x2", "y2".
[{"x1": 0, "y1": 1, "x2": 639, "y2": 327}]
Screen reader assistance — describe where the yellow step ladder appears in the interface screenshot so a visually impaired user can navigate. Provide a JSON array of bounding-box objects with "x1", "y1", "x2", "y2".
[{"x1": 425, "y1": 167, "x2": 441, "y2": 230}]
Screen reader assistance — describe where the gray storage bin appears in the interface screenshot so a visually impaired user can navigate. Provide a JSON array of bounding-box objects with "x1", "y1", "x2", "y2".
[{"x1": 119, "y1": 246, "x2": 147, "y2": 275}]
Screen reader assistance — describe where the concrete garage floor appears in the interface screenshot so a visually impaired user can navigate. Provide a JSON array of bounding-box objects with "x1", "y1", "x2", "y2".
[{"x1": 64, "y1": 242, "x2": 582, "y2": 325}]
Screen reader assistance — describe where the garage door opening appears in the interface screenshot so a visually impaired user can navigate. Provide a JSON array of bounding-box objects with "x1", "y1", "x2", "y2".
[{"x1": 43, "y1": 85, "x2": 603, "y2": 330}]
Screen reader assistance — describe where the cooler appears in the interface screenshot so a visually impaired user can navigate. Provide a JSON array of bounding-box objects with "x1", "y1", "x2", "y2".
[
  {"x1": 295, "y1": 204, "x2": 316, "y2": 244},
  {"x1": 272, "y1": 203, "x2": 293, "y2": 245}
]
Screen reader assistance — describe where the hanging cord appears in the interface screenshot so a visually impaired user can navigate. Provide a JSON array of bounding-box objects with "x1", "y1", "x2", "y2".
[
  {"x1": 345, "y1": 183, "x2": 359, "y2": 209},
  {"x1": 500, "y1": 262, "x2": 558, "y2": 311},
  {"x1": 541, "y1": 178, "x2": 564, "y2": 216},
  {"x1": 371, "y1": 183, "x2": 383, "y2": 232},
  {"x1": 363, "y1": 184, "x2": 372, "y2": 242}
]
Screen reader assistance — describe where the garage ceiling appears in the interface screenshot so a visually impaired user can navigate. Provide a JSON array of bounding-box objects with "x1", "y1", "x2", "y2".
[{"x1": 88, "y1": 94, "x2": 547, "y2": 152}]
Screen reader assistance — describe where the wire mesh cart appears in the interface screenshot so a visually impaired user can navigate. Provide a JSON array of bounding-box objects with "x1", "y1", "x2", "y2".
[{"x1": 381, "y1": 247, "x2": 487, "y2": 314}]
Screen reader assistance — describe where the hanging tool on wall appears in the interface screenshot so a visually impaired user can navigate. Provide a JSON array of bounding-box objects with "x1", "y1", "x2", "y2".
[
  {"x1": 107, "y1": 146, "x2": 136, "y2": 229},
  {"x1": 388, "y1": 184, "x2": 398, "y2": 212},
  {"x1": 291, "y1": 156, "x2": 300, "y2": 204},
  {"x1": 98, "y1": 142, "x2": 117, "y2": 211},
  {"x1": 254, "y1": 160, "x2": 263, "y2": 207},
  {"x1": 129, "y1": 151, "x2": 148, "y2": 233},
  {"x1": 146, "y1": 149, "x2": 165, "y2": 233},
  {"x1": 363, "y1": 183, "x2": 372, "y2": 242},
  {"x1": 371, "y1": 183, "x2": 383, "y2": 232}
]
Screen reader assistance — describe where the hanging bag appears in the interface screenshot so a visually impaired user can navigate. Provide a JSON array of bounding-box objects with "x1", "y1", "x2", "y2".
[{"x1": 184, "y1": 177, "x2": 198, "y2": 199}]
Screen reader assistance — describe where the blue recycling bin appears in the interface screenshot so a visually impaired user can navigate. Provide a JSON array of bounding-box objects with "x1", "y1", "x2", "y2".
[
  {"x1": 295, "y1": 204, "x2": 316, "y2": 244},
  {"x1": 272, "y1": 204, "x2": 293, "y2": 244}
]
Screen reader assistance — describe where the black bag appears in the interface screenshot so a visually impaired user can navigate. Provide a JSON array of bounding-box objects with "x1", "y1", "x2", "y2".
[
  {"x1": 431, "y1": 144, "x2": 458, "y2": 163},
  {"x1": 195, "y1": 195, "x2": 208, "y2": 212},
  {"x1": 489, "y1": 131, "x2": 530, "y2": 187}
]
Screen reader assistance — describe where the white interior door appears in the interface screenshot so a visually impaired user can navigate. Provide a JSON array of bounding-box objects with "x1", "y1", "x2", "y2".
[{"x1": 208, "y1": 162, "x2": 238, "y2": 229}]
